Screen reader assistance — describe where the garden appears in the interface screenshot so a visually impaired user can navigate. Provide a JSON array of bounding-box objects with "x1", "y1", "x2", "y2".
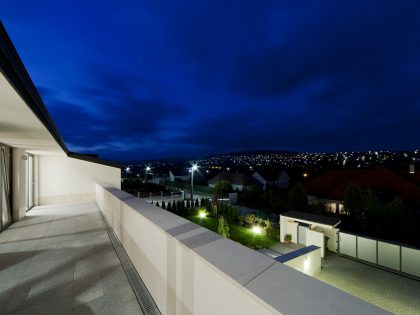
[{"x1": 153, "y1": 197, "x2": 279, "y2": 250}]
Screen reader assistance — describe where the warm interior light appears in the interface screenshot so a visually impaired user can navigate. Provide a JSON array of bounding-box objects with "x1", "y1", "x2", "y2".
[{"x1": 252, "y1": 226, "x2": 262, "y2": 234}]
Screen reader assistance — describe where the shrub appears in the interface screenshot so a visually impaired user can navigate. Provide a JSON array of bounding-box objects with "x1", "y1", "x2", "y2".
[
  {"x1": 245, "y1": 213, "x2": 256, "y2": 225},
  {"x1": 218, "y1": 216, "x2": 230, "y2": 237},
  {"x1": 284, "y1": 233, "x2": 292, "y2": 242}
]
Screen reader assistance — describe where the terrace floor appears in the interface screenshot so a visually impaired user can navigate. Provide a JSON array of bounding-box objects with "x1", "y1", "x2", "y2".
[{"x1": 0, "y1": 202, "x2": 143, "y2": 315}]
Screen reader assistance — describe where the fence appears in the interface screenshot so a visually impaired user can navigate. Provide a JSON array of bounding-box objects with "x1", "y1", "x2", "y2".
[
  {"x1": 165, "y1": 181, "x2": 214, "y2": 196},
  {"x1": 338, "y1": 232, "x2": 420, "y2": 279}
]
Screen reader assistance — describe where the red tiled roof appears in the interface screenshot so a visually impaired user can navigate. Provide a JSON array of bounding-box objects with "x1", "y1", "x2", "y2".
[{"x1": 306, "y1": 167, "x2": 420, "y2": 206}]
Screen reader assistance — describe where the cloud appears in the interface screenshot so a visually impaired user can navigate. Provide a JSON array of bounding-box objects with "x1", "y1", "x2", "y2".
[{"x1": 2, "y1": 0, "x2": 420, "y2": 159}]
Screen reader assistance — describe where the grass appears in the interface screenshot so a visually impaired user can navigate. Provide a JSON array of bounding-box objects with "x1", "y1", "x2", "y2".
[{"x1": 186, "y1": 215, "x2": 278, "y2": 249}]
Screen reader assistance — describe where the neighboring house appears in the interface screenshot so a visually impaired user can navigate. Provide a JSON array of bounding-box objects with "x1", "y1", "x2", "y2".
[
  {"x1": 169, "y1": 170, "x2": 189, "y2": 182},
  {"x1": 252, "y1": 171, "x2": 268, "y2": 190},
  {"x1": 208, "y1": 173, "x2": 256, "y2": 191},
  {"x1": 275, "y1": 170, "x2": 290, "y2": 189},
  {"x1": 305, "y1": 166, "x2": 420, "y2": 213},
  {"x1": 252, "y1": 170, "x2": 290, "y2": 190}
]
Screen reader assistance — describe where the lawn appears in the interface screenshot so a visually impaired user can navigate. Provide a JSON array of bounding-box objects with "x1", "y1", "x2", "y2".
[{"x1": 186, "y1": 215, "x2": 278, "y2": 249}]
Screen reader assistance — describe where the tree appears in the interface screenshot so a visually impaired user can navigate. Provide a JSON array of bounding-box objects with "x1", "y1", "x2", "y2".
[
  {"x1": 172, "y1": 200, "x2": 177, "y2": 213},
  {"x1": 288, "y1": 183, "x2": 308, "y2": 212},
  {"x1": 214, "y1": 180, "x2": 233, "y2": 197},
  {"x1": 167, "y1": 202, "x2": 172, "y2": 212},
  {"x1": 195, "y1": 198, "x2": 199, "y2": 208},
  {"x1": 364, "y1": 191, "x2": 382, "y2": 225},
  {"x1": 384, "y1": 196, "x2": 403, "y2": 220},
  {"x1": 155, "y1": 201, "x2": 160, "y2": 207},
  {"x1": 343, "y1": 183, "x2": 364, "y2": 219},
  {"x1": 161, "y1": 201, "x2": 166, "y2": 210},
  {"x1": 218, "y1": 216, "x2": 230, "y2": 237}
]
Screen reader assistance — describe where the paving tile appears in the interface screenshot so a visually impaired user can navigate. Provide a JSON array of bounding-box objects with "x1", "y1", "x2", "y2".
[{"x1": 0, "y1": 202, "x2": 143, "y2": 315}]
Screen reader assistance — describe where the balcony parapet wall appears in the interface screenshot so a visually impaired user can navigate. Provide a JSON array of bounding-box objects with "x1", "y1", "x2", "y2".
[{"x1": 95, "y1": 183, "x2": 389, "y2": 315}]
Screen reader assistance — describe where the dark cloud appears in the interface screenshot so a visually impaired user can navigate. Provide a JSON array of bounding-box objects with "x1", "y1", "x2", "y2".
[{"x1": 1, "y1": 0, "x2": 419, "y2": 160}]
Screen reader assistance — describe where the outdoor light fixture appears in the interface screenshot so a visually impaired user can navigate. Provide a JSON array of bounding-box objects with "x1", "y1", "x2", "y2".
[
  {"x1": 146, "y1": 166, "x2": 151, "y2": 172},
  {"x1": 191, "y1": 163, "x2": 199, "y2": 199},
  {"x1": 198, "y1": 210, "x2": 207, "y2": 218},
  {"x1": 252, "y1": 226, "x2": 262, "y2": 234}
]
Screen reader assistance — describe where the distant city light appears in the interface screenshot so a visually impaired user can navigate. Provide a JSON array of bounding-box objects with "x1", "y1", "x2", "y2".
[{"x1": 192, "y1": 164, "x2": 198, "y2": 171}]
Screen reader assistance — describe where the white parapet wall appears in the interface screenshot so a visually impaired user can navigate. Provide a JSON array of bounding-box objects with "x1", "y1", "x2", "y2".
[
  {"x1": 38, "y1": 155, "x2": 120, "y2": 205},
  {"x1": 307, "y1": 229, "x2": 325, "y2": 257},
  {"x1": 280, "y1": 216, "x2": 298, "y2": 243},
  {"x1": 96, "y1": 183, "x2": 389, "y2": 315},
  {"x1": 277, "y1": 246, "x2": 322, "y2": 277}
]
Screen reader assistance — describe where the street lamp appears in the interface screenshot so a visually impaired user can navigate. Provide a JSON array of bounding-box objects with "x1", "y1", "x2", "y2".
[
  {"x1": 145, "y1": 166, "x2": 151, "y2": 181},
  {"x1": 191, "y1": 164, "x2": 198, "y2": 200},
  {"x1": 125, "y1": 167, "x2": 130, "y2": 178}
]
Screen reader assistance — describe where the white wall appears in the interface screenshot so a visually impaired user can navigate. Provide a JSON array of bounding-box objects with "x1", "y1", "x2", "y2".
[
  {"x1": 38, "y1": 155, "x2": 120, "y2": 205},
  {"x1": 12, "y1": 148, "x2": 27, "y2": 221},
  {"x1": 339, "y1": 232, "x2": 357, "y2": 258},
  {"x1": 283, "y1": 247, "x2": 321, "y2": 277},
  {"x1": 96, "y1": 184, "x2": 386, "y2": 315},
  {"x1": 378, "y1": 241, "x2": 400, "y2": 271},
  {"x1": 280, "y1": 215, "x2": 298, "y2": 243},
  {"x1": 307, "y1": 229, "x2": 325, "y2": 257},
  {"x1": 357, "y1": 237, "x2": 377, "y2": 264},
  {"x1": 286, "y1": 221, "x2": 298, "y2": 243},
  {"x1": 401, "y1": 247, "x2": 420, "y2": 278}
]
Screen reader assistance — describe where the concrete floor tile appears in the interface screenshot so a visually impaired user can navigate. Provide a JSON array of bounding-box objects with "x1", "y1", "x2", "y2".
[{"x1": 0, "y1": 202, "x2": 143, "y2": 315}]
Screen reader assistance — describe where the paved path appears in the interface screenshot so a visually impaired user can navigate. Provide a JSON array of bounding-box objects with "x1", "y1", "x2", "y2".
[
  {"x1": 0, "y1": 202, "x2": 143, "y2": 314},
  {"x1": 315, "y1": 253, "x2": 420, "y2": 315}
]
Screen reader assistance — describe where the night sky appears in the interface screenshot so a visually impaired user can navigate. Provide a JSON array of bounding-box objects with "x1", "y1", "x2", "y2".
[{"x1": 1, "y1": 1, "x2": 419, "y2": 160}]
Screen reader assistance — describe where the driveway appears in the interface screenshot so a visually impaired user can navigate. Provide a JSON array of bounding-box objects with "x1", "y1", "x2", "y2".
[{"x1": 315, "y1": 253, "x2": 420, "y2": 315}]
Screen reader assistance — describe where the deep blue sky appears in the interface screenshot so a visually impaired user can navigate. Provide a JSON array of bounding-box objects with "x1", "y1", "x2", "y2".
[{"x1": 1, "y1": 1, "x2": 419, "y2": 160}]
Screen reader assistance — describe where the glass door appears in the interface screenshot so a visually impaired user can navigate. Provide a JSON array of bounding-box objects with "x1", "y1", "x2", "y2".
[
  {"x1": 27, "y1": 153, "x2": 34, "y2": 211},
  {"x1": 0, "y1": 144, "x2": 12, "y2": 231}
]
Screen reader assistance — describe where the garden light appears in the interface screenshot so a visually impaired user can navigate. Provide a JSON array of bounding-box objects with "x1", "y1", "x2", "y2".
[{"x1": 252, "y1": 225, "x2": 262, "y2": 235}]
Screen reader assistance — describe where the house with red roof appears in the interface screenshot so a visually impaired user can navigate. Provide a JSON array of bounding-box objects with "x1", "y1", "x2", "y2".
[{"x1": 305, "y1": 166, "x2": 420, "y2": 213}]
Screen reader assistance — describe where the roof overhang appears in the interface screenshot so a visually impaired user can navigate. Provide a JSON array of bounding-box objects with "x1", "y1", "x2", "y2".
[
  {"x1": 0, "y1": 70, "x2": 64, "y2": 155},
  {"x1": 0, "y1": 22, "x2": 121, "y2": 168}
]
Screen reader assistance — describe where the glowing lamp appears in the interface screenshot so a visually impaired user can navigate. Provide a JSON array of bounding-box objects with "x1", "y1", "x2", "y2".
[{"x1": 252, "y1": 226, "x2": 262, "y2": 234}]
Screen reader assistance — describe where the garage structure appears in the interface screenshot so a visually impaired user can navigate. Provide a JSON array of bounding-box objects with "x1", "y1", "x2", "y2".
[{"x1": 280, "y1": 211, "x2": 341, "y2": 257}]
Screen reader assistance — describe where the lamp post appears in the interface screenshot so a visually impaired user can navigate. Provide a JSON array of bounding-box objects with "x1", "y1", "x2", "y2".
[
  {"x1": 190, "y1": 164, "x2": 198, "y2": 200},
  {"x1": 145, "y1": 166, "x2": 151, "y2": 181},
  {"x1": 125, "y1": 167, "x2": 130, "y2": 178}
]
